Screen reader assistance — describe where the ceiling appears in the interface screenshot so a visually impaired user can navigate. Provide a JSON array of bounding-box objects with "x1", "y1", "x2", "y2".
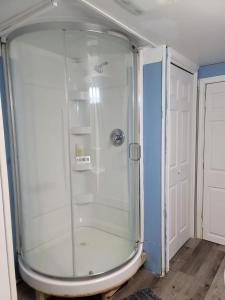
[
  {"x1": 0, "y1": 0, "x2": 41, "y2": 23},
  {"x1": 1, "y1": 0, "x2": 225, "y2": 66}
]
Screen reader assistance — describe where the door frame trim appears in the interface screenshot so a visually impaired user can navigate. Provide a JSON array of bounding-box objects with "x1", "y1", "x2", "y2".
[
  {"x1": 196, "y1": 75, "x2": 225, "y2": 238},
  {"x1": 161, "y1": 45, "x2": 167, "y2": 276},
  {"x1": 165, "y1": 48, "x2": 198, "y2": 272},
  {"x1": 0, "y1": 63, "x2": 17, "y2": 299}
]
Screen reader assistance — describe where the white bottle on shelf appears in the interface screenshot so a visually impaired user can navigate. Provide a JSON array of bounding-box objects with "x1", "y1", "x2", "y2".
[{"x1": 74, "y1": 144, "x2": 92, "y2": 171}]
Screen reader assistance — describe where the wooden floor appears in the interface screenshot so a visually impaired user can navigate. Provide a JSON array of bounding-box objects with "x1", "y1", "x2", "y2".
[
  {"x1": 115, "y1": 238, "x2": 225, "y2": 300},
  {"x1": 17, "y1": 239, "x2": 225, "y2": 300}
]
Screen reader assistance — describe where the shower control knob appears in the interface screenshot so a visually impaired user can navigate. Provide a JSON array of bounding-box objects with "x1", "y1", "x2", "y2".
[{"x1": 110, "y1": 129, "x2": 125, "y2": 146}]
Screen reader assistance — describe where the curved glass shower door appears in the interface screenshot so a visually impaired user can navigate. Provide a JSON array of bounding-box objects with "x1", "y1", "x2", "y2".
[{"x1": 8, "y1": 26, "x2": 140, "y2": 278}]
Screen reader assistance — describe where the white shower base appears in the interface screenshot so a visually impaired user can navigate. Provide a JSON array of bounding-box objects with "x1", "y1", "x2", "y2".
[
  {"x1": 19, "y1": 227, "x2": 144, "y2": 297},
  {"x1": 24, "y1": 227, "x2": 135, "y2": 277}
]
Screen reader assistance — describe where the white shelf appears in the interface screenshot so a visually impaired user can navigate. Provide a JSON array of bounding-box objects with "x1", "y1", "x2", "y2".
[
  {"x1": 71, "y1": 98, "x2": 89, "y2": 102},
  {"x1": 73, "y1": 194, "x2": 93, "y2": 205},
  {"x1": 91, "y1": 167, "x2": 105, "y2": 175},
  {"x1": 69, "y1": 91, "x2": 89, "y2": 101},
  {"x1": 72, "y1": 162, "x2": 92, "y2": 171},
  {"x1": 85, "y1": 73, "x2": 109, "y2": 82},
  {"x1": 70, "y1": 127, "x2": 91, "y2": 135}
]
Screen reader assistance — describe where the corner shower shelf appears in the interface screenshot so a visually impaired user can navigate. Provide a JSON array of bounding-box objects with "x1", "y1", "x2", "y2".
[
  {"x1": 73, "y1": 194, "x2": 94, "y2": 205},
  {"x1": 72, "y1": 162, "x2": 92, "y2": 171},
  {"x1": 70, "y1": 127, "x2": 91, "y2": 135},
  {"x1": 69, "y1": 91, "x2": 89, "y2": 101},
  {"x1": 71, "y1": 98, "x2": 89, "y2": 102},
  {"x1": 84, "y1": 74, "x2": 109, "y2": 83},
  {"x1": 91, "y1": 167, "x2": 105, "y2": 175}
]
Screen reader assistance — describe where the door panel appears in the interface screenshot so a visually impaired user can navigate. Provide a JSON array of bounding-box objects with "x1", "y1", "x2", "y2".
[
  {"x1": 180, "y1": 179, "x2": 189, "y2": 233},
  {"x1": 168, "y1": 64, "x2": 194, "y2": 259},
  {"x1": 170, "y1": 111, "x2": 178, "y2": 169},
  {"x1": 169, "y1": 185, "x2": 178, "y2": 244},
  {"x1": 180, "y1": 111, "x2": 189, "y2": 164},
  {"x1": 203, "y1": 81, "x2": 225, "y2": 245}
]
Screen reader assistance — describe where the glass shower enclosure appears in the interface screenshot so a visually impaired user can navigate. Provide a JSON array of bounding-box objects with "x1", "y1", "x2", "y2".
[{"x1": 6, "y1": 24, "x2": 140, "y2": 280}]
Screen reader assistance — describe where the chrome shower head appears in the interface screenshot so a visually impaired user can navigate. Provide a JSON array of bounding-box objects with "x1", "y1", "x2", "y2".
[{"x1": 94, "y1": 61, "x2": 108, "y2": 74}]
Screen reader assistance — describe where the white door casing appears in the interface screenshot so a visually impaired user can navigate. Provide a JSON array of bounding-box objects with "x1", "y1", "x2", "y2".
[
  {"x1": 0, "y1": 180, "x2": 12, "y2": 300},
  {"x1": 168, "y1": 64, "x2": 194, "y2": 259},
  {"x1": 203, "y1": 81, "x2": 225, "y2": 245},
  {"x1": 0, "y1": 98, "x2": 17, "y2": 299}
]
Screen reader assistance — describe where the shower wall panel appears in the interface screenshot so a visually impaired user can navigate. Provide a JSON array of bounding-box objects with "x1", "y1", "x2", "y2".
[{"x1": 9, "y1": 33, "x2": 73, "y2": 272}]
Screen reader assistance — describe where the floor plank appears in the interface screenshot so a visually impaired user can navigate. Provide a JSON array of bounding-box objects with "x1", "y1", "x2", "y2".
[
  {"x1": 204, "y1": 256, "x2": 225, "y2": 300},
  {"x1": 170, "y1": 239, "x2": 199, "y2": 272},
  {"x1": 113, "y1": 268, "x2": 159, "y2": 299},
  {"x1": 152, "y1": 271, "x2": 207, "y2": 300},
  {"x1": 180, "y1": 240, "x2": 213, "y2": 276},
  {"x1": 114, "y1": 239, "x2": 225, "y2": 300}
]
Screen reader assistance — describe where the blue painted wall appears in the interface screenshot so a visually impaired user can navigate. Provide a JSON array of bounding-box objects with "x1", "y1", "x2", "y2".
[
  {"x1": 198, "y1": 62, "x2": 225, "y2": 78},
  {"x1": 143, "y1": 62, "x2": 162, "y2": 274},
  {"x1": 0, "y1": 57, "x2": 17, "y2": 270}
]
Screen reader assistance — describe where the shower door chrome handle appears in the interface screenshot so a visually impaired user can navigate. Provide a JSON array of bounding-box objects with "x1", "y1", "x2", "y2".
[{"x1": 129, "y1": 143, "x2": 141, "y2": 161}]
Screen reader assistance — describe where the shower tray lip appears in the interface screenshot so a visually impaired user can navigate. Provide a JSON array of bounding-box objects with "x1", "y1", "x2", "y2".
[
  {"x1": 19, "y1": 240, "x2": 139, "y2": 281},
  {"x1": 18, "y1": 243, "x2": 144, "y2": 297}
]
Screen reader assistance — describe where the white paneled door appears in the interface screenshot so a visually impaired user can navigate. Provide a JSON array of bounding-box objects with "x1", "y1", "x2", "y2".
[
  {"x1": 203, "y1": 81, "x2": 225, "y2": 245},
  {"x1": 168, "y1": 64, "x2": 194, "y2": 259}
]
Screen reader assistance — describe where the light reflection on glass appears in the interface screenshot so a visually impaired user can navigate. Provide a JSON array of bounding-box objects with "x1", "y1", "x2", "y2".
[{"x1": 89, "y1": 86, "x2": 100, "y2": 104}]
